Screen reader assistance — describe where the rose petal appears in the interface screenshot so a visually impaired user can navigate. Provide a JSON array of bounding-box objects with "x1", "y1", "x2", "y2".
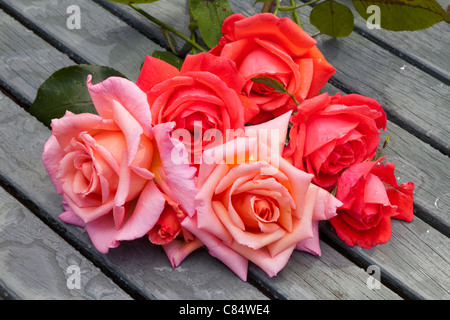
[
  {"x1": 152, "y1": 122, "x2": 198, "y2": 217},
  {"x1": 195, "y1": 162, "x2": 234, "y2": 245},
  {"x1": 295, "y1": 221, "x2": 322, "y2": 256},
  {"x1": 231, "y1": 241, "x2": 296, "y2": 278},
  {"x1": 162, "y1": 237, "x2": 204, "y2": 268},
  {"x1": 42, "y1": 135, "x2": 65, "y2": 194},
  {"x1": 213, "y1": 200, "x2": 286, "y2": 250},
  {"x1": 87, "y1": 75, "x2": 153, "y2": 139},
  {"x1": 59, "y1": 210, "x2": 86, "y2": 228},
  {"x1": 233, "y1": 13, "x2": 316, "y2": 56},
  {"x1": 51, "y1": 111, "x2": 118, "y2": 151},
  {"x1": 180, "y1": 53, "x2": 246, "y2": 94},
  {"x1": 136, "y1": 55, "x2": 180, "y2": 93},
  {"x1": 245, "y1": 110, "x2": 292, "y2": 156},
  {"x1": 181, "y1": 216, "x2": 249, "y2": 281},
  {"x1": 309, "y1": 184, "x2": 342, "y2": 221}
]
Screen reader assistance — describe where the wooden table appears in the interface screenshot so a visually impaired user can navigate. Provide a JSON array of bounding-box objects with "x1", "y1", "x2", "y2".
[{"x1": 0, "y1": 0, "x2": 448, "y2": 301}]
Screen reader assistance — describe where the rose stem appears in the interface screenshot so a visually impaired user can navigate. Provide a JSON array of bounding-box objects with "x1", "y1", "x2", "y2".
[{"x1": 128, "y1": 4, "x2": 207, "y2": 53}]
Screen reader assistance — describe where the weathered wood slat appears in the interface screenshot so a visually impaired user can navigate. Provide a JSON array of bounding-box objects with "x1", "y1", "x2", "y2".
[
  {"x1": 0, "y1": 9, "x2": 75, "y2": 106},
  {"x1": 0, "y1": 0, "x2": 163, "y2": 82},
  {"x1": 0, "y1": 185, "x2": 132, "y2": 300},
  {"x1": 334, "y1": 0, "x2": 450, "y2": 84},
  {"x1": 249, "y1": 241, "x2": 402, "y2": 300}
]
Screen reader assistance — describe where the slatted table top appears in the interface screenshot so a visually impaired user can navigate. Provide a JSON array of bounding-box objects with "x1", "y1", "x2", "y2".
[{"x1": 0, "y1": 0, "x2": 448, "y2": 301}]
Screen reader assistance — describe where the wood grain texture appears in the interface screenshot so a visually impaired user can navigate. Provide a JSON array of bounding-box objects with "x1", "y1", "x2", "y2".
[
  {"x1": 338, "y1": 0, "x2": 450, "y2": 83},
  {"x1": 0, "y1": 186, "x2": 132, "y2": 300},
  {"x1": 249, "y1": 241, "x2": 401, "y2": 300},
  {"x1": 0, "y1": 0, "x2": 163, "y2": 81},
  {"x1": 0, "y1": 9, "x2": 75, "y2": 106}
]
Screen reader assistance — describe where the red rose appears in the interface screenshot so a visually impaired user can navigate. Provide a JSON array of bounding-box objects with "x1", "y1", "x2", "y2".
[
  {"x1": 330, "y1": 159, "x2": 414, "y2": 249},
  {"x1": 285, "y1": 92, "x2": 387, "y2": 190},
  {"x1": 211, "y1": 13, "x2": 335, "y2": 124},
  {"x1": 136, "y1": 52, "x2": 249, "y2": 165}
]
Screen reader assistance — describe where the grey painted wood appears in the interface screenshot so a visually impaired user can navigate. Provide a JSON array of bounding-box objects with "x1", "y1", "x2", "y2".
[
  {"x1": 0, "y1": 9, "x2": 75, "y2": 106},
  {"x1": 338, "y1": 0, "x2": 450, "y2": 83},
  {"x1": 250, "y1": 241, "x2": 401, "y2": 300},
  {"x1": 0, "y1": 0, "x2": 164, "y2": 82},
  {"x1": 0, "y1": 186, "x2": 132, "y2": 300}
]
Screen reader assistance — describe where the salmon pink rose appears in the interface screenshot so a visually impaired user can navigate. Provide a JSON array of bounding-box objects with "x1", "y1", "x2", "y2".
[
  {"x1": 42, "y1": 76, "x2": 197, "y2": 254},
  {"x1": 136, "y1": 52, "x2": 255, "y2": 165},
  {"x1": 181, "y1": 112, "x2": 342, "y2": 280},
  {"x1": 285, "y1": 92, "x2": 387, "y2": 190},
  {"x1": 211, "y1": 13, "x2": 336, "y2": 124},
  {"x1": 330, "y1": 158, "x2": 414, "y2": 249}
]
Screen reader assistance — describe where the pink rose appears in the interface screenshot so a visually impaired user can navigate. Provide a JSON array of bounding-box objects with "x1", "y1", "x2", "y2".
[
  {"x1": 285, "y1": 92, "x2": 387, "y2": 190},
  {"x1": 42, "y1": 76, "x2": 198, "y2": 255},
  {"x1": 181, "y1": 112, "x2": 342, "y2": 280}
]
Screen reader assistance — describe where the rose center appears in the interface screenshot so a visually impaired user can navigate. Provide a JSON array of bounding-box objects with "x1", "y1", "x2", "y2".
[{"x1": 254, "y1": 198, "x2": 274, "y2": 222}]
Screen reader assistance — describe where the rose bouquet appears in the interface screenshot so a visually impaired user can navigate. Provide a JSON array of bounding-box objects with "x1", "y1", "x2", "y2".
[{"x1": 39, "y1": 11, "x2": 414, "y2": 281}]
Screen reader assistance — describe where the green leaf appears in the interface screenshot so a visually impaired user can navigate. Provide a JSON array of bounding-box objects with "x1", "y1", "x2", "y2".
[
  {"x1": 251, "y1": 76, "x2": 300, "y2": 105},
  {"x1": 353, "y1": 0, "x2": 450, "y2": 31},
  {"x1": 29, "y1": 65, "x2": 126, "y2": 128},
  {"x1": 152, "y1": 50, "x2": 184, "y2": 70},
  {"x1": 106, "y1": 0, "x2": 160, "y2": 4},
  {"x1": 189, "y1": 0, "x2": 234, "y2": 49},
  {"x1": 310, "y1": 0, "x2": 354, "y2": 37}
]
